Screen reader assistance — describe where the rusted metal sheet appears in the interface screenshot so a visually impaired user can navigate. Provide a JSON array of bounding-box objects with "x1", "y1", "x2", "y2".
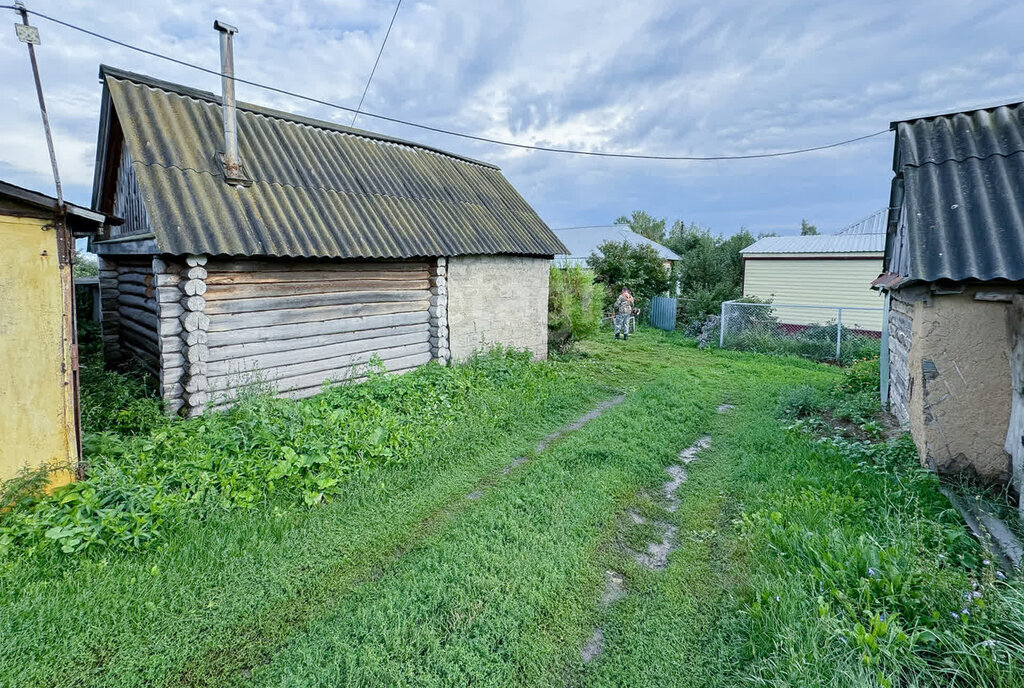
[{"x1": 99, "y1": 66, "x2": 568, "y2": 260}]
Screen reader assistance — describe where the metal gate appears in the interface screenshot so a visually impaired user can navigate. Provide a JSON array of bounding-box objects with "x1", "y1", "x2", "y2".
[{"x1": 649, "y1": 296, "x2": 677, "y2": 331}]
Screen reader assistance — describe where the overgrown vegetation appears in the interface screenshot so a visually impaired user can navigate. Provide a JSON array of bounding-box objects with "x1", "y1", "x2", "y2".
[
  {"x1": 587, "y1": 239, "x2": 670, "y2": 313},
  {"x1": 0, "y1": 349, "x2": 592, "y2": 557},
  {"x1": 2, "y1": 331, "x2": 1021, "y2": 687},
  {"x1": 733, "y1": 360, "x2": 1024, "y2": 686},
  {"x1": 548, "y1": 265, "x2": 604, "y2": 353}
]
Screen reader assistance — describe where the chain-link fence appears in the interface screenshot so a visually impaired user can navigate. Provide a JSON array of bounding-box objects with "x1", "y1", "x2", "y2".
[{"x1": 719, "y1": 301, "x2": 883, "y2": 364}]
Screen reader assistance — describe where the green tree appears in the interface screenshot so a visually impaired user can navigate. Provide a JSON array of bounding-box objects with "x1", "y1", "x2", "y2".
[
  {"x1": 547, "y1": 266, "x2": 603, "y2": 353},
  {"x1": 586, "y1": 240, "x2": 670, "y2": 313},
  {"x1": 664, "y1": 222, "x2": 756, "y2": 322},
  {"x1": 799, "y1": 219, "x2": 818, "y2": 235},
  {"x1": 73, "y1": 249, "x2": 98, "y2": 277},
  {"x1": 614, "y1": 210, "x2": 667, "y2": 243}
]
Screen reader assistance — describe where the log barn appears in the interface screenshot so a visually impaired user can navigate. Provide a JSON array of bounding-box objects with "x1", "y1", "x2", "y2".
[{"x1": 89, "y1": 65, "x2": 565, "y2": 417}]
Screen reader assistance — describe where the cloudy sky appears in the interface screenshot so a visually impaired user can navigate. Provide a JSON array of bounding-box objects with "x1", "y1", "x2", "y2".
[{"x1": 2, "y1": 0, "x2": 1022, "y2": 237}]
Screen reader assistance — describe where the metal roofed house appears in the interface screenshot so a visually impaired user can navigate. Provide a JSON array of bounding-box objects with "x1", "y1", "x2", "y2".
[
  {"x1": 89, "y1": 63, "x2": 566, "y2": 417},
  {"x1": 873, "y1": 101, "x2": 1024, "y2": 501},
  {"x1": 739, "y1": 210, "x2": 886, "y2": 330},
  {"x1": 551, "y1": 226, "x2": 681, "y2": 270}
]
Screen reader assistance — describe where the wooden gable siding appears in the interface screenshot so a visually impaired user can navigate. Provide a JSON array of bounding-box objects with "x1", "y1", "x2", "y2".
[{"x1": 111, "y1": 145, "x2": 151, "y2": 238}]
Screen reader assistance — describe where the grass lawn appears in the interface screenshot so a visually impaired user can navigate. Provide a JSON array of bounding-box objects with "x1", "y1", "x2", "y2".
[{"x1": 2, "y1": 329, "x2": 1021, "y2": 686}]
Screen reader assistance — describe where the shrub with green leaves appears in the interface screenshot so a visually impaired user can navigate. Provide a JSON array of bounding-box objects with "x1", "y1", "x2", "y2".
[
  {"x1": 586, "y1": 240, "x2": 670, "y2": 313},
  {"x1": 548, "y1": 265, "x2": 604, "y2": 353},
  {"x1": 0, "y1": 350, "x2": 581, "y2": 557}
]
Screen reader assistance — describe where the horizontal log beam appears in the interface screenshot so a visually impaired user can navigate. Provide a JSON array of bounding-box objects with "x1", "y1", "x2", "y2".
[
  {"x1": 203, "y1": 290, "x2": 429, "y2": 316},
  {"x1": 207, "y1": 330, "x2": 428, "y2": 377},
  {"x1": 203, "y1": 278, "x2": 428, "y2": 300},
  {"x1": 117, "y1": 293, "x2": 157, "y2": 313},
  {"x1": 208, "y1": 310, "x2": 428, "y2": 347},
  {"x1": 208, "y1": 259, "x2": 429, "y2": 274},
  {"x1": 208, "y1": 322, "x2": 428, "y2": 362},
  {"x1": 209, "y1": 341, "x2": 430, "y2": 389},
  {"x1": 206, "y1": 301, "x2": 427, "y2": 332},
  {"x1": 209, "y1": 349, "x2": 433, "y2": 404},
  {"x1": 204, "y1": 269, "x2": 430, "y2": 286},
  {"x1": 118, "y1": 304, "x2": 158, "y2": 329}
]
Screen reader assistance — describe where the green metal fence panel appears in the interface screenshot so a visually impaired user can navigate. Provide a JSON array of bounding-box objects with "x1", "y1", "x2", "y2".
[{"x1": 649, "y1": 296, "x2": 677, "y2": 331}]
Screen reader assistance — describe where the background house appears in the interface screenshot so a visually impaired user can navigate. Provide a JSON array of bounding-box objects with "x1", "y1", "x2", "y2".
[
  {"x1": 552, "y1": 225, "x2": 680, "y2": 271},
  {"x1": 90, "y1": 66, "x2": 565, "y2": 417},
  {"x1": 740, "y1": 210, "x2": 886, "y2": 331},
  {"x1": 874, "y1": 102, "x2": 1024, "y2": 504},
  {"x1": 0, "y1": 181, "x2": 110, "y2": 486}
]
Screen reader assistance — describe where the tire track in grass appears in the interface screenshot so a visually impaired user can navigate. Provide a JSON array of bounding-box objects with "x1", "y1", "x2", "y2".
[
  {"x1": 576, "y1": 407, "x2": 730, "y2": 669},
  {"x1": 175, "y1": 392, "x2": 627, "y2": 687},
  {"x1": 237, "y1": 371, "x2": 717, "y2": 687}
]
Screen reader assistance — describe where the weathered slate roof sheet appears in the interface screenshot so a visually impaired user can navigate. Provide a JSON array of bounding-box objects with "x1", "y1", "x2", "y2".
[
  {"x1": 99, "y1": 66, "x2": 566, "y2": 259},
  {"x1": 886, "y1": 102, "x2": 1024, "y2": 284}
]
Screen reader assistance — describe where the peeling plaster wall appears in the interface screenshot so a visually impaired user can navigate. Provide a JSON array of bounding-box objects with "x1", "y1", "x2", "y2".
[
  {"x1": 1005, "y1": 295, "x2": 1024, "y2": 519},
  {"x1": 893, "y1": 288, "x2": 1014, "y2": 483}
]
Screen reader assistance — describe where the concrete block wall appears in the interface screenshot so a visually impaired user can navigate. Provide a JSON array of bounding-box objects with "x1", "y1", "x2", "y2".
[{"x1": 446, "y1": 255, "x2": 549, "y2": 361}]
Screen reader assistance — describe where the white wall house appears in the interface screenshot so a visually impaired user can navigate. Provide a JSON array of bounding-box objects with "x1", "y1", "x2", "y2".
[{"x1": 740, "y1": 210, "x2": 886, "y2": 331}]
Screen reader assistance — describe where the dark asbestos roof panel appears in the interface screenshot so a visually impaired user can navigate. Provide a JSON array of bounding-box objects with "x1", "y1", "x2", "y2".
[
  {"x1": 890, "y1": 102, "x2": 1024, "y2": 284},
  {"x1": 101, "y1": 66, "x2": 566, "y2": 259}
]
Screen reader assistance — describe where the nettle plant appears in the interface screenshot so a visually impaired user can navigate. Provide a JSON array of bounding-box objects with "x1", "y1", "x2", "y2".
[{"x1": 0, "y1": 349, "x2": 552, "y2": 557}]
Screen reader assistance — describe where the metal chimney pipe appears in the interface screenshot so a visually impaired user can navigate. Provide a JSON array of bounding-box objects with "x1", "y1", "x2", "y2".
[{"x1": 213, "y1": 20, "x2": 242, "y2": 182}]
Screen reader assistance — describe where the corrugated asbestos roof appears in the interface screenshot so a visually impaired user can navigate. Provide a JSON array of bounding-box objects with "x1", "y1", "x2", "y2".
[
  {"x1": 886, "y1": 101, "x2": 1024, "y2": 284},
  {"x1": 741, "y1": 232, "x2": 884, "y2": 256},
  {"x1": 99, "y1": 66, "x2": 566, "y2": 259},
  {"x1": 551, "y1": 226, "x2": 681, "y2": 266}
]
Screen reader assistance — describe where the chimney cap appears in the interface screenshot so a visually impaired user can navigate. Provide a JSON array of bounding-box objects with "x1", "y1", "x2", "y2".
[{"x1": 214, "y1": 20, "x2": 238, "y2": 34}]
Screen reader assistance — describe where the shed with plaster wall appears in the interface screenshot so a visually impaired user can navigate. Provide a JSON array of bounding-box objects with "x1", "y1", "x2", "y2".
[
  {"x1": 875, "y1": 101, "x2": 1024, "y2": 512},
  {"x1": 89, "y1": 66, "x2": 565, "y2": 416}
]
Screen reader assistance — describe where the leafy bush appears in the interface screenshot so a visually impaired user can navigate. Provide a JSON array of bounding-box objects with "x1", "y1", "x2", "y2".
[
  {"x1": 665, "y1": 222, "x2": 755, "y2": 325},
  {"x1": 837, "y1": 356, "x2": 881, "y2": 396},
  {"x1": 586, "y1": 240, "x2": 670, "y2": 313},
  {"x1": 78, "y1": 342, "x2": 166, "y2": 437},
  {"x1": 548, "y1": 265, "x2": 603, "y2": 353},
  {"x1": 0, "y1": 350, "x2": 581, "y2": 557},
  {"x1": 777, "y1": 385, "x2": 823, "y2": 418}
]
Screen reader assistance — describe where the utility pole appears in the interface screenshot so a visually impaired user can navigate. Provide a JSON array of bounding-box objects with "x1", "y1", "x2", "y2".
[{"x1": 14, "y1": 1, "x2": 64, "y2": 208}]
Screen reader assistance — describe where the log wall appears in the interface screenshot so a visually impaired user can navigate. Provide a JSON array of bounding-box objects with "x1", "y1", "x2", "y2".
[
  {"x1": 102, "y1": 256, "x2": 439, "y2": 415},
  {"x1": 199, "y1": 258, "x2": 434, "y2": 408},
  {"x1": 98, "y1": 256, "x2": 161, "y2": 374}
]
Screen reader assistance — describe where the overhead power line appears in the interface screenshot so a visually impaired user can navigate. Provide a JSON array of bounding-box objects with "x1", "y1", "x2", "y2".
[
  {"x1": 351, "y1": 0, "x2": 403, "y2": 127},
  {"x1": 5, "y1": 5, "x2": 891, "y2": 160}
]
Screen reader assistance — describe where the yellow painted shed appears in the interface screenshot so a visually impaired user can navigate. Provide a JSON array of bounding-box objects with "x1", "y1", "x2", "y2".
[
  {"x1": 741, "y1": 210, "x2": 886, "y2": 332},
  {"x1": 0, "y1": 181, "x2": 110, "y2": 488}
]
